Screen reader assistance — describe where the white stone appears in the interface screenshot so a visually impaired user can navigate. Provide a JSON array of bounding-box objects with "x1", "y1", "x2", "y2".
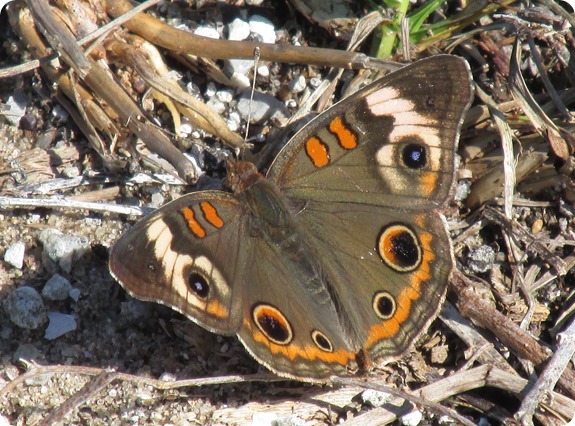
[
  {"x1": 228, "y1": 18, "x2": 250, "y2": 41},
  {"x1": 401, "y1": 410, "x2": 423, "y2": 426},
  {"x1": 206, "y1": 98, "x2": 226, "y2": 115},
  {"x1": 205, "y1": 82, "x2": 217, "y2": 97},
  {"x1": 38, "y1": 228, "x2": 90, "y2": 273},
  {"x1": 216, "y1": 90, "x2": 234, "y2": 103},
  {"x1": 180, "y1": 121, "x2": 193, "y2": 135},
  {"x1": 249, "y1": 15, "x2": 276, "y2": 44},
  {"x1": 4, "y1": 88, "x2": 27, "y2": 125},
  {"x1": 193, "y1": 26, "x2": 220, "y2": 39},
  {"x1": 257, "y1": 65, "x2": 270, "y2": 78},
  {"x1": 288, "y1": 75, "x2": 307, "y2": 93},
  {"x1": 4, "y1": 241, "x2": 25, "y2": 269},
  {"x1": 44, "y1": 312, "x2": 77, "y2": 340},
  {"x1": 361, "y1": 389, "x2": 392, "y2": 407}
]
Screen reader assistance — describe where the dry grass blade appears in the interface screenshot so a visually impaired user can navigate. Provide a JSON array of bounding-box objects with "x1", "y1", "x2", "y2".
[
  {"x1": 8, "y1": 4, "x2": 200, "y2": 182},
  {"x1": 516, "y1": 315, "x2": 575, "y2": 425},
  {"x1": 25, "y1": 0, "x2": 91, "y2": 77},
  {"x1": 104, "y1": 37, "x2": 244, "y2": 148},
  {"x1": 473, "y1": 84, "x2": 516, "y2": 218},
  {"x1": 508, "y1": 35, "x2": 572, "y2": 160}
]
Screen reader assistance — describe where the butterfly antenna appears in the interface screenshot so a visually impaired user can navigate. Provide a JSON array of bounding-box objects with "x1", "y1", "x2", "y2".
[{"x1": 243, "y1": 47, "x2": 261, "y2": 146}]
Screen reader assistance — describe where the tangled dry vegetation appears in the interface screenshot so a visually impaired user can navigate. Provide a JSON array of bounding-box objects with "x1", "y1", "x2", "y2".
[{"x1": 0, "y1": 0, "x2": 574, "y2": 425}]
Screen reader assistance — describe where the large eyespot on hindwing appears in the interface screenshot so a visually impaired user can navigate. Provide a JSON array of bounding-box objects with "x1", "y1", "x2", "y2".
[
  {"x1": 372, "y1": 291, "x2": 397, "y2": 320},
  {"x1": 377, "y1": 224, "x2": 422, "y2": 272},
  {"x1": 252, "y1": 304, "x2": 293, "y2": 345},
  {"x1": 311, "y1": 330, "x2": 334, "y2": 353}
]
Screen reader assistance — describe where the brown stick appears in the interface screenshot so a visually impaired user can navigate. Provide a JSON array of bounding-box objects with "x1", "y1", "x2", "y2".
[
  {"x1": 105, "y1": 0, "x2": 390, "y2": 70},
  {"x1": 450, "y1": 271, "x2": 575, "y2": 399}
]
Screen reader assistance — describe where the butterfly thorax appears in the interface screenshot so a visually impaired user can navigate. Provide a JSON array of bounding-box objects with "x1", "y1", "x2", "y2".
[{"x1": 229, "y1": 160, "x2": 301, "y2": 253}]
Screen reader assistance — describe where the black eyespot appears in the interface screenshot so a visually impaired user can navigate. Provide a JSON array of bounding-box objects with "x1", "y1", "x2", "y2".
[
  {"x1": 311, "y1": 330, "x2": 333, "y2": 352},
  {"x1": 188, "y1": 272, "x2": 209, "y2": 299},
  {"x1": 402, "y1": 143, "x2": 427, "y2": 169},
  {"x1": 390, "y1": 231, "x2": 419, "y2": 267},
  {"x1": 252, "y1": 304, "x2": 293, "y2": 345},
  {"x1": 373, "y1": 292, "x2": 396, "y2": 320},
  {"x1": 377, "y1": 224, "x2": 422, "y2": 272},
  {"x1": 426, "y1": 96, "x2": 435, "y2": 108}
]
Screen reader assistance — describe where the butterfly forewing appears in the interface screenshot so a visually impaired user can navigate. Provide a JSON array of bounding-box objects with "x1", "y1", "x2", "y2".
[
  {"x1": 267, "y1": 55, "x2": 473, "y2": 210},
  {"x1": 110, "y1": 192, "x2": 250, "y2": 335}
]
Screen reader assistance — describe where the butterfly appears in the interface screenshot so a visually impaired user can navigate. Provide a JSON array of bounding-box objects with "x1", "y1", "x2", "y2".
[{"x1": 109, "y1": 55, "x2": 473, "y2": 381}]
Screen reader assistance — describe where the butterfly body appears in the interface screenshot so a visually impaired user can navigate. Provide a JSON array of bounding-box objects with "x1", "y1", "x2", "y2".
[{"x1": 110, "y1": 55, "x2": 474, "y2": 381}]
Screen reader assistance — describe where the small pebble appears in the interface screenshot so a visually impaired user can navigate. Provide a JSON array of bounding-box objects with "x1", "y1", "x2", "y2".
[
  {"x1": 42, "y1": 273, "x2": 72, "y2": 301},
  {"x1": 13, "y1": 342, "x2": 43, "y2": 363},
  {"x1": 249, "y1": 15, "x2": 276, "y2": 44},
  {"x1": 205, "y1": 82, "x2": 217, "y2": 97},
  {"x1": 180, "y1": 120, "x2": 193, "y2": 135},
  {"x1": 228, "y1": 17, "x2": 250, "y2": 41},
  {"x1": 68, "y1": 287, "x2": 81, "y2": 302},
  {"x1": 4, "y1": 241, "x2": 26, "y2": 269},
  {"x1": 150, "y1": 192, "x2": 165, "y2": 209},
  {"x1": 216, "y1": 90, "x2": 233, "y2": 103},
  {"x1": 62, "y1": 166, "x2": 81, "y2": 178},
  {"x1": 401, "y1": 410, "x2": 423, "y2": 426},
  {"x1": 4, "y1": 286, "x2": 47, "y2": 329},
  {"x1": 206, "y1": 98, "x2": 226, "y2": 115},
  {"x1": 4, "y1": 88, "x2": 27, "y2": 126},
  {"x1": 467, "y1": 245, "x2": 496, "y2": 274},
  {"x1": 159, "y1": 372, "x2": 177, "y2": 381},
  {"x1": 51, "y1": 104, "x2": 69, "y2": 124},
  {"x1": 38, "y1": 228, "x2": 90, "y2": 273},
  {"x1": 288, "y1": 75, "x2": 307, "y2": 94},
  {"x1": 309, "y1": 77, "x2": 322, "y2": 88},
  {"x1": 237, "y1": 90, "x2": 289, "y2": 124},
  {"x1": 257, "y1": 65, "x2": 270, "y2": 79},
  {"x1": 361, "y1": 389, "x2": 392, "y2": 407},
  {"x1": 225, "y1": 59, "x2": 254, "y2": 87},
  {"x1": 455, "y1": 180, "x2": 471, "y2": 201},
  {"x1": 121, "y1": 299, "x2": 153, "y2": 322},
  {"x1": 430, "y1": 344, "x2": 449, "y2": 364},
  {"x1": 531, "y1": 218, "x2": 543, "y2": 233},
  {"x1": 20, "y1": 113, "x2": 38, "y2": 131},
  {"x1": 285, "y1": 99, "x2": 298, "y2": 109},
  {"x1": 44, "y1": 312, "x2": 77, "y2": 340},
  {"x1": 226, "y1": 112, "x2": 241, "y2": 132},
  {"x1": 193, "y1": 26, "x2": 220, "y2": 39}
]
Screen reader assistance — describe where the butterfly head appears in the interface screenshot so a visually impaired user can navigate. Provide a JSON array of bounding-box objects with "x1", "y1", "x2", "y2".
[{"x1": 226, "y1": 160, "x2": 263, "y2": 194}]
